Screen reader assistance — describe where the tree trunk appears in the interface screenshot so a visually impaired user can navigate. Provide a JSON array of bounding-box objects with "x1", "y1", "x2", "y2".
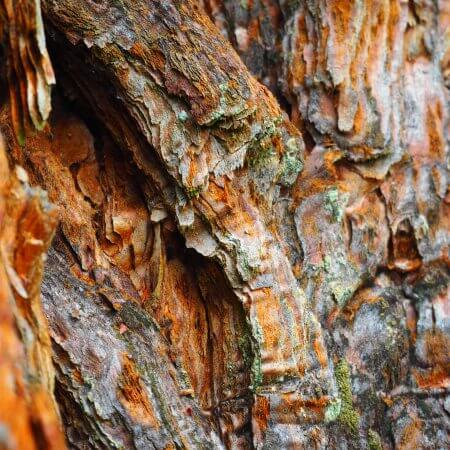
[{"x1": 0, "y1": 1, "x2": 448, "y2": 449}]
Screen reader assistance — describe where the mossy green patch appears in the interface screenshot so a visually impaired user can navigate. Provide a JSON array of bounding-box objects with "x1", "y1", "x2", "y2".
[
  {"x1": 330, "y1": 282, "x2": 355, "y2": 307},
  {"x1": 185, "y1": 185, "x2": 202, "y2": 199},
  {"x1": 246, "y1": 118, "x2": 281, "y2": 168},
  {"x1": 334, "y1": 359, "x2": 360, "y2": 436},
  {"x1": 237, "y1": 327, "x2": 253, "y2": 370},
  {"x1": 250, "y1": 320, "x2": 264, "y2": 391},
  {"x1": 368, "y1": 429, "x2": 382, "y2": 450},
  {"x1": 251, "y1": 354, "x2": 263, "y2": 391},
  {"x1": 247, "y1": 143, "x2": 276, "y2": 168}
]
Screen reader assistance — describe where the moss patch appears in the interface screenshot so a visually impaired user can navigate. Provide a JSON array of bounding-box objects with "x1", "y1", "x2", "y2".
[
  {"x1": 334, "y1": 359, "x2": 360, "y2": 436},
  {"x1": 247, "y1": 142, "x2": 276, "y2": 168},
  {"x1": 368, "y1": 429, "x2": 382, "y2": 450},
  {"x1": 185, "y1": 185, "x2": 202, "y2": 199},
  {"x1": 250, "y1": 320, "x2": 264, "y2": 391}
]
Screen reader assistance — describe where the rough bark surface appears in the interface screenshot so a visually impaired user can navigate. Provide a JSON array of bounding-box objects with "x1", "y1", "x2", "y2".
[
  {"x1": 0, "y1": 135, "x2": 65, "y2": 450},
  {"x1": 0, "y1": 0, "x2": 449, "y2": 449}
]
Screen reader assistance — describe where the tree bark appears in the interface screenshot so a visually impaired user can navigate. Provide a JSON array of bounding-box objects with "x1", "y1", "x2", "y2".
[{"x1": 0, "y1": 1, "x2": 449, "y2": 449}]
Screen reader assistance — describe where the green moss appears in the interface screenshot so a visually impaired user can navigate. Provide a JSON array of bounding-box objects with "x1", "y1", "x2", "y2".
[
  {"x1": 250, "y1": 320, "x2": 264, "y2": 391},
  {"x1": 246, "y1": 118, "x2": 282, "y2": 168},
  {"x1": 238, "y1": 332, "x2": 252, "y2": 369},
  {"x1": 334, "y1": 359, "x2": 360, "y2": 436},
  {"x1": 368, "y1": 429, "x2": 382, "y2": 450},
  {"x1": 185, "y1": 185, "x2": 202, "y2": 199},
  {"x1": 247, "y1": 142, "x2": 276, "y2": 168},
  {"x1": 17, "y1": 128, "x2": 26, "y2": 147},
  {"x1": 330, "y1": 282, "x2": 355, "y2": 307},
  {"x1": 251, "y1": 354, "x2": 263, "y2": 391}
]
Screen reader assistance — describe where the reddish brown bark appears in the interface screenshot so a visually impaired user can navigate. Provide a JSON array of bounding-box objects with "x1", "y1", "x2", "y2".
[
  {"x1": 0, "y1": 135, "x2": 65, "y2": 450},
  {"x1": 0, "y1": 1, "x2": 449, "y2": 449}
]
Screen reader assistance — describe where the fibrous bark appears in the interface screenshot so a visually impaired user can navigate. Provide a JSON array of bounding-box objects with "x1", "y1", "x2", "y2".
[
  {"x1": 0, "y1": 1, "x2": 449, "y2": 449},
  {"x1": 0, "y1": 0, "x2": 54, "y2": 140},
  {"x1": 0, "y1": 134, "x2": 65, "y2": 449}
]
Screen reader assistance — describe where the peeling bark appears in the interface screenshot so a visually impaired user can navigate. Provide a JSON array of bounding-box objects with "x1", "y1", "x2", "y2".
[
  {"x1": 0, "y1": 135, "x2": 65, "y2": 450},
  {"x1": 0, "y1": 0, "x2": 55, "y2": 141},
  {"x1": 0, "y1": 0, "x2": 449, "y2": 449}
]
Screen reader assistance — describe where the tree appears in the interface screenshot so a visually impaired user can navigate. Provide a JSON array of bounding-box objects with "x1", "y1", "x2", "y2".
[{"x1": 0, "y1": 1, "x2": 448, "y2": 449}]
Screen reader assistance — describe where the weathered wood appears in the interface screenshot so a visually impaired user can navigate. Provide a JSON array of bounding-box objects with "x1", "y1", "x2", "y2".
[{"x1": 0, "y1": 0, "x2": 448, "y2": 449}]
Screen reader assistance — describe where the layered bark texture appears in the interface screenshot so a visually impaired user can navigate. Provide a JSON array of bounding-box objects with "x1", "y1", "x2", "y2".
[
  {"x1": 0, "y1": 0, "x2": 449, "y2": 449},
  {"x1": 0, "y1": 135, "x2": 65, "y2": 449}
]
